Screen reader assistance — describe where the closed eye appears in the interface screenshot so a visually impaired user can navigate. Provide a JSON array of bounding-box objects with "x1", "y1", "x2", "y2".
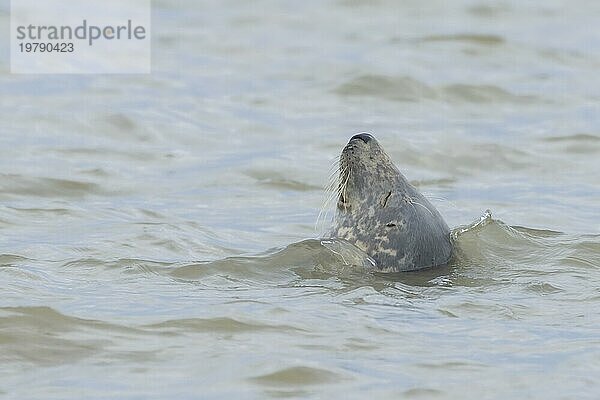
[
  {"x1": 381, "y1": 191, "x2": 392, "y2": 208},
  {"x1": 386, "y1": 222, "x2": 396, "y2": 227}
]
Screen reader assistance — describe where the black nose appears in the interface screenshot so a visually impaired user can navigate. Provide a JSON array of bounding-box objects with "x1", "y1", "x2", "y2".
[{"x1": 350, "y1": 133, "x2": 374, "y2": 143}]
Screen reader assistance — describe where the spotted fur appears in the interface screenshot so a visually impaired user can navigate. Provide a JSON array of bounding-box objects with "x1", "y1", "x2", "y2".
[{"x1": 330, "y1": 133, "x2": 452, "y2": 272}]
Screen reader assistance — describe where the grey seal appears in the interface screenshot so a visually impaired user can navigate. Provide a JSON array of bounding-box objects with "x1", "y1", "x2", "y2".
[{"x1": 330, "y1": 133, "x2": 453, "y2": 272}]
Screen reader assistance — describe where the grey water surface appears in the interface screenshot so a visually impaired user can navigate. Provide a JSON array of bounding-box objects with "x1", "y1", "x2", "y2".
[{"x1": 1, "y1": 0, "x2": 599, "y2": 399}]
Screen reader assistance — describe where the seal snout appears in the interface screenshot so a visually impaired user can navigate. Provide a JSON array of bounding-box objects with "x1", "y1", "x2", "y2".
[{"x1": 349, "y1": 133, "x2": 374, "y2": 144}]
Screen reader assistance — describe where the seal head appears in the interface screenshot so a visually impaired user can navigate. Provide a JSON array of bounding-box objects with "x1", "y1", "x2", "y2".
[{"x1": 331, "y1": 133, "x2": 452, "y2": 271}]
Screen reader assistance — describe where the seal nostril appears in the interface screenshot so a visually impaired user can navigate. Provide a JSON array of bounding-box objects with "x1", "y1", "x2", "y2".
[{"x1": 350, "y1": 133, "x2": 374, "y2": 143}]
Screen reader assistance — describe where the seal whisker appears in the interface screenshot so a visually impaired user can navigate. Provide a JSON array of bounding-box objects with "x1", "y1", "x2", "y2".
[
  {"x1": 422, "y1": 193, "x2": 459, "y2": 210},
  {"x1": 325, "y1": 170, "x2": 340, "y2": 193},
  {"x1": 323, "y1": 184, "x2": 339, "y2": 211},
  {"x1": 325, "y1": 161, "x2": 342, "y2": 193},
  {"x1": 408, "y1": 197, "x2": 435, "y2": 218},
  {"x1": 327, "y1": 157, "x2": 340, "y2": 175},
  {"x1": 317, "y1": 159, "x2": 346, "y2": 234},
  {"x1": 317, "y1": 188, "x2": 337, "y2": 233},
  {"x1": 335, "y1": 163, "x2": 348, "y2": 195},
  {"x1": 327, "y1": 162, "x2": 339, "y2": 177}
]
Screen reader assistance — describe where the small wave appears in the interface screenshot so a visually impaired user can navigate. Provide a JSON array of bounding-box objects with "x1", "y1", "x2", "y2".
[
  {"x1": 245, "y1": 169, "x2": 322, "y2": 191},
  {"x1": 102, "y1": 113, "x2": 137, "y2": 131},
  {"x1": 334, "y1": 74, "x2": 436, "y2": 103},
  {"x1": 574, "y1": 235, "x2": 600, "y2": 254},
  {"x1": 418, "y1": 33, "x2": 505, "y2": 46},
  {"x1": 543, "y1": 133, "x2": 600, "y2": 142},
  {"x1": 0, "y1": 306, "x2": 145, "y2": 365},
  {"x1": 451, "y1": 209, "x2": 494, "y2": 239},
  {"x1": 250, "y1": 366, "x2": 343, "y2": 386},
  {"x1": 468, "y1": 4, "x2": 511, "y2": 17},
  {"x1": 169, "y1": 239, "x2": 373, "y2": 283},
  {"x1": 526, "y1": 281, "x2": 564, "y2": 295},
  {"x1": 0, "y1": 254, "x2": 31, "y2": 265},
  {"x1": 449, "y1": 210, "x2": 600, "y2": 296},
  {"x1": 334, "y1": 74, "x2": 536, "y2": 104},
  {"x1": 402, "y1": 388, "x2": 445, "y2": 398},
  {"x1": 62, "y1": 257, "x2": 173, "y2": 276},
  {"x1": 0, "y1": 306, "x2": 138, "y2": 333},
  {"x1": 451, "y1": 210, "x2": 564, "y2": 258},
  {"x1": 442, "y1": 83, "x2": 535, "y2": 103},
  {"x1": 0, "y1": 174, "x2": 104, "y2": 199},
  {"x1": 540, "y1": 133, "x2": 600, "y2": 154},
  {"x1": 53, "y1": 146, "x2": 160, "y2": 163},
  {"x1": 144, "y1": 317, "x2": 305, "y2": 334}
]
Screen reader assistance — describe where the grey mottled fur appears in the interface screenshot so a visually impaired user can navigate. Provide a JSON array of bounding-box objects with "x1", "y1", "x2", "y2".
[{"x1": 331, "y1": 134, "x2": 452, "y2": 272}]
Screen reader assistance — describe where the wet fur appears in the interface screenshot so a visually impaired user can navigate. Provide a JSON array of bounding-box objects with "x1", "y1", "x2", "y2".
[{"x1": 330, "y1": 134, "x2": 453, "y2": 272}]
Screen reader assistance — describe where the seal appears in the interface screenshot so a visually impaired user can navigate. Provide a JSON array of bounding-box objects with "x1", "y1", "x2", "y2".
[{"x1": 330, "y1": 133, "x2": 453, "y2": 272}]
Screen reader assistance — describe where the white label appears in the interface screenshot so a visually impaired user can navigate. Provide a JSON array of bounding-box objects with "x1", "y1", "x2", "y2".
[{"x1": 11, "y1": 0, "x2": 151, "y2": 74}]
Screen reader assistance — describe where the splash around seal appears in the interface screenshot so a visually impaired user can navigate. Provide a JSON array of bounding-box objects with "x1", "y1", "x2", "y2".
[{"x1": 330, "y1": 133, "x2": 453, "y2": 272}]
